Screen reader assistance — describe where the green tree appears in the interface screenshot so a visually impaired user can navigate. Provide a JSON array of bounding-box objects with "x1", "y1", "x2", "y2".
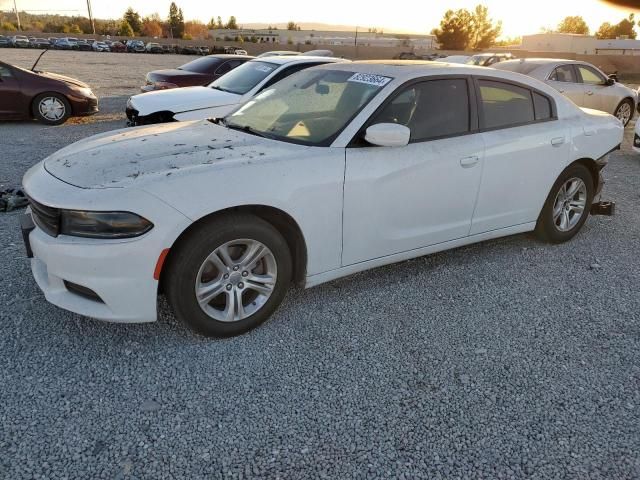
[
  {"x1": 118, "y1": 19, "x2": 134, "y2": 37},
  {"x1": 225, "y1": 16, "x2": 238, "y2": 29},
  {"x1": 168, "y1": 2, "x2": 184, "y2": 38},
  {"x1": 0, "y1": 21, "x2": 17, "y2": 32},
  {"x1": 287, "y1": 21, "x2": 298, "y2": 30},
  {"x1": 614, "y1": 13, "x2": 636, "y2": 39},
  {"x1": 470, "y1": 5, "x2": 502, "y2": 50},
  {"x1": 207, "y1": 17, "x2": 217, "y2": 29},
  {"x1": 217, "y1": 16, "x2": 223, "y2": 29},
  {"x1": 557, "y1": 15, "x2": 589, "y2": 35},
  {"x1": 432, "y1": 8, "x2": 474, "y2": 50},
  {"x1": 123, "y1": 7, "x2": 142, "y2": 34}
]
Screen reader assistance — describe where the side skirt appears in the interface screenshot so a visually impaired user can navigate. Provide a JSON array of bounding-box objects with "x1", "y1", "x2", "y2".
[{"x1": 304, "y1": 222, "x2": 536, "y2": 288}]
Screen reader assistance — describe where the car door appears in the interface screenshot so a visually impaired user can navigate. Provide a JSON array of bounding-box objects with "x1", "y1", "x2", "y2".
[
  {"x1": 470, "y1": 78, "x2": 570, "y2": 234},
  {"x1": 575, "y1": 64, "x2": 609, "y2": 112},
  {"x1": 342, "y1": 77, "x2": 484, "y2": 265},
  {"x1": 0, "y1": 64, "x2": 25, "y2": 119},
  {"x1": 547, "y1": 64, "x2": 585, "y2": 107}
]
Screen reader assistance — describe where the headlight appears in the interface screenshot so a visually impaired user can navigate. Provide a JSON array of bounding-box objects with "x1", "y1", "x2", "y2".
[
  {"x1": 153, "y1": 81, "x2": 179, "y2": 90},
  {"x1": 74, "y1": 86, "x2": 94, "y2": 98},
  {"x1": 60, "y1": 210, "x2": 153, "y2": 239}
]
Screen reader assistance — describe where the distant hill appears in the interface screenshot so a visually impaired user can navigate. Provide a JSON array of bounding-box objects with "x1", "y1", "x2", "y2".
[{"x1": 241, "y1": 22, "x2": 359, "y2": 32}]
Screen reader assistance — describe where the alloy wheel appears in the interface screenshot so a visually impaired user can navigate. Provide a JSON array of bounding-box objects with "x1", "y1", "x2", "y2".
[
  {"x1": 194, "y1": 239, "x2": 277, "y2": 322},
  {"x1": 39, "y1": 97, "x2": 66, "y2": 121},
  {"x1": 552, "y1": 177, "x2": 587, "y2": 232},
  {"x1": 616, "y1": 102, "x2": 632, "y2": 126}
]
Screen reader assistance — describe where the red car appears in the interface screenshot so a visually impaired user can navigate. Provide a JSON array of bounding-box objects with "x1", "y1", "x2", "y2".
[
  {"x1": 108, "y1": 41, "x2": 126, "y2": 53},
  {"x1": 0, "y1": 57, "x2": 98, "y2": 125},
  {"x1": 141, "y1": 54, "x2": 253, "y2": 92}
]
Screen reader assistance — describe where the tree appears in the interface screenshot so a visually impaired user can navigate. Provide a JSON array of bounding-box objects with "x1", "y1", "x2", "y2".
[
  {"x1": 168, "y1": 2, "x2": 184, "y2": 38},
  {"x1": 431, "y1": 8, "x2": 474, "y2": 50},
  {"x1": 287, "y1": 21, "x2": 298, "y2": 31},
  {"x1": 142, "y1": 19, "x2": 162, "y2": 38},
  {"x1": 118, "y1": 19, "x2": 134, "y2": 37},
  {"x1": 123, "y1": 7, "x2": 142, "y2": 34},
  {"x1": 207, "y1": 17, "x2": 217, "y2": 29},
  {"x1": 217, "y1": 16, "x2": 223, "y2": 29},
  {"x1": 0, "y1": 22, "x2": 17, "y2": 32},
  {"x1": 185, "y1": 20, "x2": 209, "y2": 39},
  {"x1": 557, "y1": 15, "x2": 589, "y2": 35},
  {"x1": 225, "y1": 16, "x2": 238, "y2": 29},
  {"x1": 469, "y1": 5, "x2": 502, "y2": 50},
  {"x1": 596, "y1": 22, "x2": 616, "y2": 39}
]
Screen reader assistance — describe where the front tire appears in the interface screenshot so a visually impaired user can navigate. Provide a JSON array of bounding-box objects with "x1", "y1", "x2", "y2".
[
  {"x1": 614, "y1": 98, "x2": 634, "y2": 127},
  {"x1": 535, "y1": 164, "x2": 594, "y2": 243},
  {"x1": 165, "y1": 214, "x2": 292, "y2": 337},
  {"x1": 32, "y1": 93, "x2": 71, "y2": 125}
]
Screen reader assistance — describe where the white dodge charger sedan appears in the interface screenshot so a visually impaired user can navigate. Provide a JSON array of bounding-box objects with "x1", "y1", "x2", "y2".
[
  {"x1": 22, "y1": 61, "x2": 623, "y2": 337},
  {"x1": 126, "y1": 56, "x2": 348, "y2": 125}
]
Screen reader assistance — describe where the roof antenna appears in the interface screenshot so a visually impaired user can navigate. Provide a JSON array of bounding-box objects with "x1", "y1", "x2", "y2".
[{"x1": 31, "y1": 49, "x2": 49, "y2": 71}]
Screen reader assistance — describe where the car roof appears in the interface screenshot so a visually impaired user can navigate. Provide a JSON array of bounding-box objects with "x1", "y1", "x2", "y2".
[
  {"x1": 250, "y1": 55, "x2": 347, "y2": 65},
  {"x1": 203, "y1": 54, "x2": 255, "y2": 60}
]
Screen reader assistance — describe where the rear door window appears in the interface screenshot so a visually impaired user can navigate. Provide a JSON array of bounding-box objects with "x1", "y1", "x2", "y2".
[
  {"x1": 478, "y1": 80, "x2": 535, "y2": 129},
  {"x1": 549, "y1": 65, "x2": 578, "y2": 83}
]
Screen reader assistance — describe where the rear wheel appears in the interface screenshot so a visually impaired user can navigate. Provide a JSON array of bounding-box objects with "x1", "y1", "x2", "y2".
[
  {"x1": 32, "y1": 93, "x2": 71, "y2": 125},
  {"x1": 165, "y1": 214, "x2": 292, "y2": 337},
  {"x1": 535, "y1": 164, "x2": 594, "y2": 243},
  {"x1": 614, "y1": 98, "x2": 634, "y2": 127}
]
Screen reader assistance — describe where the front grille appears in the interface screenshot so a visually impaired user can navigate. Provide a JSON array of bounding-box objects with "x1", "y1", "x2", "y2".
[
  {"x1": 28, "y1": 196, "x2": 60, "y2": 237},
  {"x1": 125, "y1": 106, "x2": 138, "y2": 122}
]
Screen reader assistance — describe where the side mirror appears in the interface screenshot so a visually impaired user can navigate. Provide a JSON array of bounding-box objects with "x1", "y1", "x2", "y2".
[
  {"x1": 605, "y1": 78, "x2": 615, "y2": 86},
  {"x1": 364, "y1": 123, "x2": 411, "y2": 147}
]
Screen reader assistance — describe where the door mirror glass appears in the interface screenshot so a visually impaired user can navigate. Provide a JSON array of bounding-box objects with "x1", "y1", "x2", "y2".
[
  {"x1": 364, "y1": 123, "x2": 410, "y2": 147},
  {"x1": 605, "y1": 78, "x2": 615, "y2": 86}
]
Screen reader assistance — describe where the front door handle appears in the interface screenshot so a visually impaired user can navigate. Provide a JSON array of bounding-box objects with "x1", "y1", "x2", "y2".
[
  {"x1": 586, "y1": 90, "x2": 594, "y2": 96},
  {"x1": 551, "y1": 137, "x2": 565, "y2": 147},
  {"x1": 460, "y1": 156, "x2": 479, "y2": 168}
]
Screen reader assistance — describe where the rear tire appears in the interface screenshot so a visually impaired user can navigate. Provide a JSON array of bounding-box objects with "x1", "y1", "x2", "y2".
[
  {"x1": 165, "y1": 213, "x2": 292, "y2": 337},
  {"x1": 614, "y1": 98, "x2": 634, "y2": 127},
  {"x1": 32, "y1": 93, "x2": 71, "y2": 125},
  {"x1": 535, "y1": 164, "x2": 594, "y2": 243}
]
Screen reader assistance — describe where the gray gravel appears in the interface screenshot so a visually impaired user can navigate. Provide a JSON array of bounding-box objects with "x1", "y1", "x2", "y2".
[{"x1": 1, "y1": 50, "x2": 640, "y2": 479}]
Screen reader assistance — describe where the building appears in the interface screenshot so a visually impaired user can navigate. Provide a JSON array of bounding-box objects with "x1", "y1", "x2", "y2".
[
  {"x1": 521, "y1": 33, "x2": 640, "y2": 55},
  {"x1": 209, "y1": 28, "x2": 437, "y2": 50}
]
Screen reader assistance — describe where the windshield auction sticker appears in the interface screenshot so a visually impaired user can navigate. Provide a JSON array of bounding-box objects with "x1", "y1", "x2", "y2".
[{"x1": 347, "y1": 73, "x2": 392, "y2": 87}]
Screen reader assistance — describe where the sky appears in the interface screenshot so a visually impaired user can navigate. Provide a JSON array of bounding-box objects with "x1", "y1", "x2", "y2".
[{"x1": 1, "y1": 0, "x2": 638, "y2": 38}]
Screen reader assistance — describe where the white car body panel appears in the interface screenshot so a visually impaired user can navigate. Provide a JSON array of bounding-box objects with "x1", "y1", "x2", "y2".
[{"x1": 23, "y1": 62, "x2": 624, "y2": 323}]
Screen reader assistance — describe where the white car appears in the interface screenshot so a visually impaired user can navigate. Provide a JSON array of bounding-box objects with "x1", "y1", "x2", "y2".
[
  {"x1": 125, "y1": 56, "x2": 348, "y2": 125},
  {"x1": 494, "y1": 58, "x2": 638, "y2": 126},
  {"x1": 441, "y1": 55, "x2": 471, "y2": 64},
  {"x1": 92, "y1": 41, "x2": 110, "y2": 52},
  {"x1": 22, "y1": 62, "x2": 622, "y2": 337}
]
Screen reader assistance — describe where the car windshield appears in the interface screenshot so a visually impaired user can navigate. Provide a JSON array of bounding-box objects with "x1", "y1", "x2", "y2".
[
  {"x1": 466, "y1": 55, "x2": 491, "y2": 65},
  {"x1": 210, "y1": 61, "x2": 278, "y2": 95},
  {"x1": 179, "y1": 57, "x2": 222, "y2": 74},
  {"x1": 224, "y1": 69, "x2": 391, "y2": 146}
]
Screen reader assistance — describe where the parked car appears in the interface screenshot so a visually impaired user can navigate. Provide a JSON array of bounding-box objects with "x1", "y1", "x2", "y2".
[
  {"x1": 126, "y1": 40, "x2": 146, "y2": 53},
  {"x1": 75, "y1": 40, "x2": 93, "y2": 51},
  {"x1": 179, "y1": 45, "x2": 199, "y2": 55},
  {"x1": 303, "y1": 49, "x2": 335, "y2": 57},
  {"x1": 234, "y1": 49, "x2": 248, "y2": 56},
  {"x1": 92, "y1": 41, "x2": 110, "y2": 52},
  {"x1": 141, "y1": 55, "x2": 254, "y2": 93},
  {"x1": 0, "y1": 35, "x2": 11, "y2": 47},
  {"x1": 494, "y1": 58, "x2": 638, "y2": 126},
  {"x1": 29, "y1": 38, "x2": 51, "y2": 49},
  {"x1": 197, "y1": 46, "x2": 210, "y2": 55},
  {"x1": 126, "y1": 56, "x2": 348, "y2": 125},
  {"x1": 0, "y1": 57, "x2": 98, "y2": 125},
  {"x1": 441, "y1": 55, "x2": 471, "y2": 64},
  {"x1": 466, "y1": 53, "x2": 515, "y2": 67},
  {"x1": 22, "y1": 62, "x2": 622, "y2": 336},
  {"x1": 146, "y1": 42, "x2": 164, "y2": 54},
  {"x1": 257, "y1": 50, "x2": 300, "y2": 58},
  {"x1": 162, "y1": 44, "x2": 178, "y2": 54},
  {"x1": 54, "y1": 38, "x2": 78, "y2": 50},
  {"x1": 11, "y1": 35, "x2": 30, "y2": 48},
  {"x1": 109, "y1": 41, "x2": 126, "y2": 53}
]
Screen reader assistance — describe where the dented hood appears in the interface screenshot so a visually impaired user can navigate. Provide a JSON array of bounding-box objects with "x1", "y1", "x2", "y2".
[
  {"x1": 130, "y1": 85, "x2": 241, "y2": 116},
  {"x1": 43, "y1": 121, "x2": 298, "y2": 189}
]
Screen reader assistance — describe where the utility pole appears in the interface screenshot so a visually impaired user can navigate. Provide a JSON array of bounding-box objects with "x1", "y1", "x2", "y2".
[
  {"x1": 354, "y1": 26, "x2": 359, "y2": 59},
  {"x1": 86, "y1": 0, "x2": 96, "y2": 35},
  {"x1": 13, "y1": 0, "x2": 21, "y2": 31}
]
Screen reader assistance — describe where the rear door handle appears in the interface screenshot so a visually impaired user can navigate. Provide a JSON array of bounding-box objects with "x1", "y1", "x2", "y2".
[
  {"x1": 551, "y1": 137, "x2": 565, "y2": 147},
  {"x1": 460, "y1": 156, "x2": 479, "y2": 168},
  {"x1": 584, "y1": 127, "x2": 596, "y2": 136},
  {"x1": 586, "y1": 91, "x2": 594, "y2": 96}
]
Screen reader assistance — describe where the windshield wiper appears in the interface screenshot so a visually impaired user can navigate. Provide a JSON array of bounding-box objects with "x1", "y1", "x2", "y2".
[{"x1": 225, "y1": 123, "x2": 273, "y2": 139}]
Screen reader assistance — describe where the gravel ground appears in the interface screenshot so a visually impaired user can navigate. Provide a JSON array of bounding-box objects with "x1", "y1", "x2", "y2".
[{"x1": 1, "y1": 50, "x2": 639, "y2": 479}]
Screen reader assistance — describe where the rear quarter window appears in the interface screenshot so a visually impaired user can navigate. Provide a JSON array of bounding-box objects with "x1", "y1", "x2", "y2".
[{"x1": 479, "y1": 80, "x2": 535, "y2": 129}]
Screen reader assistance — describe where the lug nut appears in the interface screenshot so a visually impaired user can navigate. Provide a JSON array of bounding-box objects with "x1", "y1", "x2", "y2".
[
  {"x1": 242, "y1": 271, "x2": 248, "y2": 277},
  {"x1": 238, "y1": 282, "x2": 244, "y2": 289},
  {"x1": 226, "y1": 284, "x2": 232, "y2": 291},
  {"x1": 223, "y1": 274, "x2": 229, "y2": 279},
  {"x1": 233, "y1": 266, "x2": 239, "y2": 271}
]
